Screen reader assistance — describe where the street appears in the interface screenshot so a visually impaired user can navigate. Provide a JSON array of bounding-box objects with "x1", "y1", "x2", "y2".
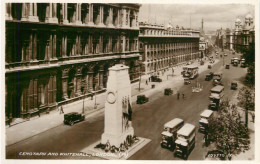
[{"x1": 6, "y1": 50, "x2": 248, "y2": 160}]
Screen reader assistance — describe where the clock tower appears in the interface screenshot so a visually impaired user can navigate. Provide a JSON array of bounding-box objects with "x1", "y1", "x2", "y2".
[{"x1": 101, "y1": 64, "x2": 134, "y2": 147}]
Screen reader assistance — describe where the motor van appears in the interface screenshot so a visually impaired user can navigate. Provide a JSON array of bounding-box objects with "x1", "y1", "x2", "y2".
[
  {"x1": 185, "y1": 66, "x2": 199, "y2": 79},
  {"x1": 174, "y1": 123, "x2": 196, "y2": 159},
  {"x1": 199, "y1": 109, "x2": 214, "y2": 133},
  {"x1": 161, "y1": 118, "x2": 184, "y2": 150},
  {"x1": 209, "y1": 85, "x2": 224, "y2": 110}
]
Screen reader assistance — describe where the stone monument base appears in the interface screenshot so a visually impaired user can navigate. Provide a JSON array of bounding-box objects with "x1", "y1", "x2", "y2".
[
  {"x1": 81, "y1": 137, "x2": 151, "y2": 160},
  {"x1": 101, "y1": 127, "x2": 134, "y2": 148}
]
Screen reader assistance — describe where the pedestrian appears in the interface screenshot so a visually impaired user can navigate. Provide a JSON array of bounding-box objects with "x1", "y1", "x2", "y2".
[
  {"x1": 38, "y1": 111, "x2": 41, "y2": 117},
  {"x1": 177, "y1": 92, "x2": 180, "y2": 100},
  {"x1": 149, "y1": 77, "x2": 151, "y2": 82},
  {"x1": 146, "y1": 80, "x2": 148, "y2": 85},
  {"x1": 60, "y1": 105, "x2": 64, "y2": 114},
  {"x1": 182, "y1": 93, "x2": 185, "y2": 99}
]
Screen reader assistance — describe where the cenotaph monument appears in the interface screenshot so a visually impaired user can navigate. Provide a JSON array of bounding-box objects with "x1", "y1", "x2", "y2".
[
  {"x1": 82, "y1": 64, "x2": 150, "y2": 159},
  {"x1": 101, "y1": 64, "x2": 134, "y2": 147}
]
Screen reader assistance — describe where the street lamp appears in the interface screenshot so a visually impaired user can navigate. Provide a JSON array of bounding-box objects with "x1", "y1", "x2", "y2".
[
  {"x1": 138, "y1": 61, "x2": 143, "y2": 92},
  {"x1": 81, "y1": 81, "x2": 86, "y2": 114},
  {"x1": 92, "y1": 86, "x2": 98, "y2": 109}
]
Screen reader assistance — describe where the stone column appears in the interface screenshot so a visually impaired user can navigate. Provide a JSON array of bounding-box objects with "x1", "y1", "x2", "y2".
[
  {"x1": 75, "y1": 3, "x2": 82, "y2": 25},
  {"x1": 21, "y1": 3, "x2": 28, "y2": 21},
  {"x1": 62, "y1": 34, "x2": 67, "y2": 57},
  {"x1": 98, "y1": 5, "x2": 105, "y2": 27},
  {"x1": 53, "y1": 34, "x2": 57, "y2": 59},
  {"x1": 99, "y1": 35, "x2": 103, "y2": 53},
  {"x1": 5, "y1": 3, "x2": 13, "y2": 20},
  {"x1": 62, "y1": 69, "x2": 69, "y2": 100},
  {"x1": 32, "y1": 30, "x2": 37, "y2": 61},
  {"x1": 107, "y1": 7, "x2": 114, "y2": 27},
  {"x1": 86, "y1": 3, "x2": 94, "y2": 26},
  {"x1": 29, "y1": 32, "x2": 33, "y2": 61},
  {"x1": 46, "y1": 3, "x2": 58, "y2": 23},
  {"x1": 63, "y1": 3, "x2": 69, "y2": 24},
  {"x1": 122, "y1": 8, "x2": 126, "y2": 28},
  {"x1": 88, "y1": 72, "x2": 93, "y2": 91},
  {"x1": 132, "y1": 11, "x2": 136, "y2": 28},
  {"x1": 75, "y1": 67, "x2": 82, "y2": 96}
]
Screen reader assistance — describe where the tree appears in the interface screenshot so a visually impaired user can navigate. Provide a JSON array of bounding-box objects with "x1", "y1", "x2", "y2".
[
  {"x1": 241, "y1": 42, "x2": 255, "y2": 65},
  {"x1": 208, "y1": 100, "x2": 250, "y2": 160},
  {"x1": 237, "y1": 87, "x2": 255, "y2": 112},
  {"x1": 244, "y1": 63, "x2": 255, "y2": 87},
  {"x1": 240, "y1": 42, "x2": 255, "y2": 87},
  {"x1": 237, "y1": 87, "x2": 255, "y2": 127}
]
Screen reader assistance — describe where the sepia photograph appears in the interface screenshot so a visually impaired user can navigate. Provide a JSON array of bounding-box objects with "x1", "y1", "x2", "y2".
[{"x1": 1, "y1": 0, "x2": 259, "y2": 163}]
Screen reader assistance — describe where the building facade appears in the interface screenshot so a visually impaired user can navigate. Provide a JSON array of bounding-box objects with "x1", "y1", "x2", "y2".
[
  {"x1": 139, "y1": 22, "x2": 200, "y2": 75},
  {"x1": 216, "y1": 14, "x2": 255, "y2": 52},
  {"x1": 233, "y1": 15, "x2": 255, "y2": 52},
  {"x1": 5, "y1": 3, "x2": 141, "y2": 123}
]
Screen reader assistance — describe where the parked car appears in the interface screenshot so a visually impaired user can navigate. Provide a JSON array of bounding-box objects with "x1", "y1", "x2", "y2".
[
  {"x1": 151, "y1": 75, "x2": 162, "y2": 82},
  {"x1": 224, "y1": 53, "x2": 227, "y2": 56},
  {"x1": 64, "y1": 112, "x2": 85, "y2": 126},
  {"x1": 241, "y1": 62, "x2": 246, "y2": 68},
  {"x1": 164, "y1": 88, "x2": 173, "y2": 96},
  {"x1": 208, "y1": 65, "x2": 212, "y2": 69},
  {"x1": 136, "y1": 95, "x2": 149, "y2": 104},
  {"x1": 225, "y1": 64, "x2": 230, "y2": 69},
  {"x1": 231, "y1": 82, "x2": 238, "y2": 90},
  {"x1": 184, "y1": 78, "x2": 191, "y2": 85}
]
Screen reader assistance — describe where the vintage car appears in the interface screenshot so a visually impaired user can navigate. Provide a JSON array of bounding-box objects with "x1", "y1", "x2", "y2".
[
  {"x1": 64, "y1": 112, "x2": 85, "y2": 126},
  {"x1": 184, "y1": 78, "x2": 191, "y2": 85},
  {"x1": 136, "y1": 95, "x2": 149, "y2": 104},
  {"x1": 164, "y1": 88, "x2": 173, "y2": 96},
  {"x1": 151, "y1": 75, "x2": 162, "y2": 82},
  {"x1": 231, "y1": 82, "x2": 238, "y2": 90},
  {"x1": 241, "y1": 62, "x2": 246, "y2": 68},
  {"x1": 233, "y1": 61, "x2": 238, "y2": 66},
  {"x1": 225, "y1": 64, "x2": 230, "y2": 69},
  {"x1": 205, "y1": 72, "x2": 214, "y2": 81}
]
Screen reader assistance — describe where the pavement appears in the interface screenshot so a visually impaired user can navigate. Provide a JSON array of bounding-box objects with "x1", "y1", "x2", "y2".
[{"x1": 5, "y1": 58, "x2": 218, "y2": 146}]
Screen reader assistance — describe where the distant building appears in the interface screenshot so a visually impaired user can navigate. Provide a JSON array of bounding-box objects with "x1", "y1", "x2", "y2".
[
  {"x1": 138, "y1": 22, "x2": 200, "y2": 75},
  {"x1": 233, "y1": 14, "x2": 255, "y2": 52},
  {"x1": 216, "y1": 14, "x2": 255, "y2": 52}
]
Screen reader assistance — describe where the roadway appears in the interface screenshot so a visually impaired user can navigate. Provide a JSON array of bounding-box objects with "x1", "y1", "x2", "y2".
[{"x1": 6, "y1": 49, "x2": 247, "y2": 160}]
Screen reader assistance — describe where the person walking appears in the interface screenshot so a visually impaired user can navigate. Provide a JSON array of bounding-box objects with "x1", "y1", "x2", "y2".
[
  {"x1": 182, "y1": 93, "x2": 185, "y2": 99},
  {"x1": 146, "y1": 80, "x2": 148, "y2": 85},
  {"x1": 60, "y1": 105, "x2": 64, "y2": 114},
  {"x1": 177, "y1": 92, "x2": 180, "y2": 100}
]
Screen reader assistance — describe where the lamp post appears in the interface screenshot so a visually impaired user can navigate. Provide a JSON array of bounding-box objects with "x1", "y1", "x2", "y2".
[
  {"x1": 81, "y1": 81, "x2": 86, "y2": 114},
  {"x1": 82, "y1": 90, "x2": 85, "y2": 114},
  {"x1": 93, "y1": 85, "x2": 97, "y2": 109},
  {"x1": 138, "y1": 61, "x2": 142, "y2": 92}
]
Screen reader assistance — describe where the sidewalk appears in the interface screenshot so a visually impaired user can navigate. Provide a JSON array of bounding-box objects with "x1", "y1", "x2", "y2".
[{"x1": 6, "y1": 59, "x2": 218, "y2": 146}]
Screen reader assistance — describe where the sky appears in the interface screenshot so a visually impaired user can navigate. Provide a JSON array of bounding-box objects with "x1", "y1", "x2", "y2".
[{"x1": 138, "y1": 4, "x2": 255, "y2": 32}]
